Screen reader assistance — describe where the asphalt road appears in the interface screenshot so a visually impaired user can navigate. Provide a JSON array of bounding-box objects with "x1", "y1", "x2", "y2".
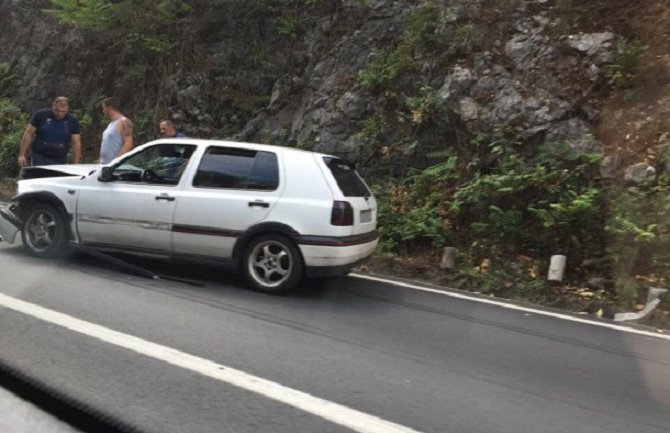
[{"x1": 0, "y1": 241, "x2": 668, "y2": 433}]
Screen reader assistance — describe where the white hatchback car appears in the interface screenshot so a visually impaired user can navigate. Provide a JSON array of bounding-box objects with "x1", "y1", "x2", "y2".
[{"x1": 0, "y1": 139, "x2": 378, "y2": 293}]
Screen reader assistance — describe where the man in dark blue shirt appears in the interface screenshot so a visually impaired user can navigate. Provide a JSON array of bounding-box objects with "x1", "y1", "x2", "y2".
[
  {"x1": 18, "y1": 96, "x2": 82, "y2": 167},
  {"x1": 159, "y1": 119, "x2": 187, "y2": 138}
]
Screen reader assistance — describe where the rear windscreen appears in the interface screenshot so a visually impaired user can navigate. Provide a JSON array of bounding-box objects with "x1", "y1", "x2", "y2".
[{"x1": 323, "y1": 157, "x2": 370, "y2": 197}]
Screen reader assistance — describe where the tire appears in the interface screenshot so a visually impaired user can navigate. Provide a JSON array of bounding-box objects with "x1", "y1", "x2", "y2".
[
  {"x1": 21, "y1": 203, "x2": 70, "y2": 259},
  {"x1": 242, "y1": 234, "x2": 304, "y2": 294}
]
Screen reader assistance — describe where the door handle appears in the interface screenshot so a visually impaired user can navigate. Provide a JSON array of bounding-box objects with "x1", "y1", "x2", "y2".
[
  {"x1": 248, "y1": 201, "x2": 269, "y2": 208},
  {"x1": 155, "y1": 195, "x2": 176, "y2": 202}
]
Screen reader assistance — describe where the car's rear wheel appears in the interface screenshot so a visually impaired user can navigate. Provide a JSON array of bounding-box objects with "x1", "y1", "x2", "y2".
[
  {"x1": 242, "y1": 234, "x2": 303, "y2": 294},
  {"x1": 21, "y1": 203, "x2": 69, "y2": 258}
]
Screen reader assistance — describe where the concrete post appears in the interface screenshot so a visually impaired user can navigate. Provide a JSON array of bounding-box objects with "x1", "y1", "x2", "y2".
[
  {"x1": 547, "y1": 255, "x2": 566, "y2": 281},
  {"x1": 440, "y1": 247, "x2": 458, "y2": 270}
]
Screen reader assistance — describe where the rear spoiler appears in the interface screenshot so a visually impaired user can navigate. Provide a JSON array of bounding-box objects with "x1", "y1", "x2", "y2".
[{"x1": 323, "y1": 157, "x2": 357, "y2": 170}]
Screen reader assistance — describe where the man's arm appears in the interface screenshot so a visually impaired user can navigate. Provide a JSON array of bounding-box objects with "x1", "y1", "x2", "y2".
[
  {"x1": 116, "y1": 118, "x2": 134, "y2": 157},
  {"x1": 17, "y1": 125, "x2": 36, "y2": 167},
  {"x1": 70, "y1": 134, "x2": 82, "y2": 164}
]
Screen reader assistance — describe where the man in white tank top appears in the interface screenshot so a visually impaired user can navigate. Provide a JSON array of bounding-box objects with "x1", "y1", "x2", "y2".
[{"x1": 100, "y1": 97, "x2": 133, "y2": 164}]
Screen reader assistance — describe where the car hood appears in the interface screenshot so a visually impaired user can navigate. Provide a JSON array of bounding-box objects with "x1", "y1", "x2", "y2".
[{"x1": 20, "y1": 164, "x2": 100, "y2": 179}]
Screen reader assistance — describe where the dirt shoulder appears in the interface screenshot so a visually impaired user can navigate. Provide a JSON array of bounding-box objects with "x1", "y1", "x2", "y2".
[{"x1": 362, "y1": 254, "x2": 670, "y2": 332}]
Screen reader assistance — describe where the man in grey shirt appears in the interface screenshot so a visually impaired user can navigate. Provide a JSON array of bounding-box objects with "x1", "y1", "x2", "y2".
[{"x1": 100, "y1": 97, "x2": 133, "y2": 164}]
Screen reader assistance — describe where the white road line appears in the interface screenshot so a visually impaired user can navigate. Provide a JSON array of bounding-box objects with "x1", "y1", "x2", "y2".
[
  {"x1": 0, "y1": 293, "x2": 423, "y2": 433},
  {"x1": 351, "y1": 274, "x2": 670, "y2": 342}
]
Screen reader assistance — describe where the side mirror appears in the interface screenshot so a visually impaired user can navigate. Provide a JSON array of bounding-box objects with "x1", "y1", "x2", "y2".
[{"x1": 98, "y1": 166, "x2": 114, "y2": 182}]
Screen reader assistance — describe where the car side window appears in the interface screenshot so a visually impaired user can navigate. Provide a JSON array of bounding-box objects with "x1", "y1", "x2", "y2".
[
  {"x1": 111, "y1": 144, "x2": 196, "y2": 185},
  {"x1": 193, "y1": 147, "x2": 279, "y2": 190}
]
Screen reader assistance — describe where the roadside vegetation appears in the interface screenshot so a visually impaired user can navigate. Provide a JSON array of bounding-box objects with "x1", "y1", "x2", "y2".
[
  {"x1": 0, "y1": 97, "x2": 25, "y2": 200},
  {"x1": 0, "y1": 65, "x2": 27, "y2": 180},
  {"x1": 355, "y1": 1, "x2": 669, "y2": 324}
]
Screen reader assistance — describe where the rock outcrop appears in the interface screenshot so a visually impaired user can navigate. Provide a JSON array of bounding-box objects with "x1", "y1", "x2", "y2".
[{"x1": 0, "y1": 0, "x2": 620, "y2": 164}]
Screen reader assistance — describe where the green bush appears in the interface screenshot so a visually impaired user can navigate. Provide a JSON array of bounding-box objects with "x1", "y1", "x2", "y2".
[
  {"x1": 376, "y1": 131, "x2": 604, "y2": 260},
  {"x1": 359, "y1": 0, "x2": 447, "y2": 93},
  {"x1": 605, "y1": 178, "x2": 670, "y2": 278},
  {"x1": 0, "y1": 63, "x2": 17, "y2": 97},
  {"x1": 0, "y1": 98, "x2": 28, "y2": 178},
  {"x1": 606, "y1": 39, "x2": 645, "y2": 90},
  {"x1": 277, "y1": 15, "x2": 299, "y2": 39}
]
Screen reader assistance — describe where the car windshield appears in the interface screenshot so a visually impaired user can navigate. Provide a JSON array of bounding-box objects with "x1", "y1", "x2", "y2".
[{"x1": 111, "y1": 144, "x2": 196, "y2": 184}]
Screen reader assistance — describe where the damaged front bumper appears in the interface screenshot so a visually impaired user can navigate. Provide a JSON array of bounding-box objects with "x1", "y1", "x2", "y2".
[{"x1": 0, "y1": 205, "x2": 21, "y2": 244}]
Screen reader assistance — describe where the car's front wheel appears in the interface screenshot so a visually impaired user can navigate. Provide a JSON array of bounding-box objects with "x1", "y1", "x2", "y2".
[
  {"x1": 242, "y1": 234, "x2": 304, "y2": 294},
  {"x1": 21, "y1": 203, "x2": 69, "y2": 258}
]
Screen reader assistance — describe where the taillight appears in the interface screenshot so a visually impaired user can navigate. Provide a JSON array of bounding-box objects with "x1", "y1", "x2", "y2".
[{"x1": 331, "y1": 201, "x2": 353, "y2": 226}]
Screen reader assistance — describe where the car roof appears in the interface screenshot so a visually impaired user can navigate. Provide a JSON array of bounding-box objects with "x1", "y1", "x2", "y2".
[{"x1": 146, "y1": 138, "x2": 337, "y2": 159}]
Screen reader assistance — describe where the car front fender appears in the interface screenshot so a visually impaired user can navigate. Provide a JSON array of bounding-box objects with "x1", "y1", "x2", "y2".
[{"x1": 12, "y1": 191, "x2": 75, "y2": 241}]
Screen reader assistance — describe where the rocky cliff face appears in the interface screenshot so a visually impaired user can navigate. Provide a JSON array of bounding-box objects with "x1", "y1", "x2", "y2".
[
  {"x1": 0, "y1": 0, "x2": 664, "y2": 173},
  {"x1": 0, "y1": 0, "x2": 108, "y2": 107}
]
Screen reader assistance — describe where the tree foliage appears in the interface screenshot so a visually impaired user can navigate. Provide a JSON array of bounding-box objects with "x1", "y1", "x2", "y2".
[
  {"x1": 45, "y1": 0, "x2": 113, "y2": 31},
  {"x1": 45, "y1": 0, "x2": 189, "y2": 55}
]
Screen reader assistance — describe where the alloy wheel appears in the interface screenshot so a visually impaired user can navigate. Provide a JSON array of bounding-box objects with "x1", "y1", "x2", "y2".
[
  {"x1": 247, "y1": 240, "x2": 293, "y2": 289},
  {"x1": 25, "y1": 209, "x2": 59, "y2": 253}
]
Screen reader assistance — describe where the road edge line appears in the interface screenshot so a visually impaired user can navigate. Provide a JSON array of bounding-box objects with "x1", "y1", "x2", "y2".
[{"x1": 350, "y1": 273, "x2": 670, "y2": 342}]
